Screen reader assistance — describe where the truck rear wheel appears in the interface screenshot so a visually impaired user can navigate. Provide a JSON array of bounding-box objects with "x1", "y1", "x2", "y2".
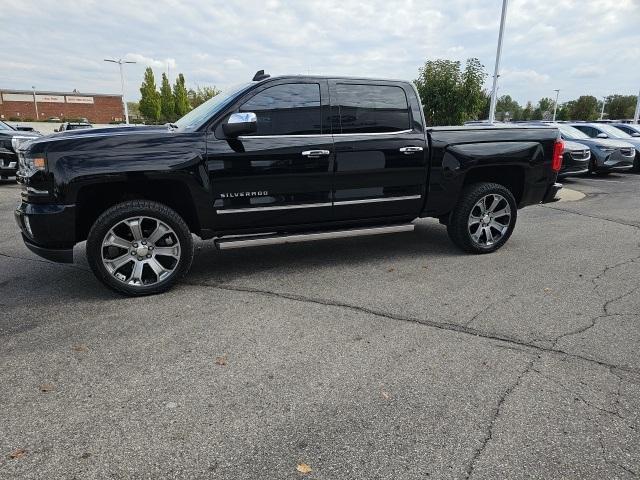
[
  {"x1": 446, "y1": 182, "x2": 517, "y2": 254},
  {"x1": 86, "y1": 200, "x2": 194, "y2": 296}
]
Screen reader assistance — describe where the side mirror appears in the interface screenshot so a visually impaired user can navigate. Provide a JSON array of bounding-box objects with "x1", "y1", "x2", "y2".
[
  {"x1": 222, "y1": 112, "x2": 257, "y2": 137},
  {"x1": 631, "y1": 132, "x2": 640, "y2": 137},
  {"x1": 596, "y1": 132, "x2": 608, "y2": 139}
]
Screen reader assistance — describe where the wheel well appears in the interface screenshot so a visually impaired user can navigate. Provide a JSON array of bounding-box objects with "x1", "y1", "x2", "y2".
[
  {"x1": 75, "y1": 180, "x2": 200, "y2": 242},
  {"x1": 462, "y1": 166, "x2": 524, "y2": 204}
]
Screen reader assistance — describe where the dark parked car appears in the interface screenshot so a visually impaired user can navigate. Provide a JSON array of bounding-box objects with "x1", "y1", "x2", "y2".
[
  {"x1": 15, "y1": 72, "x2": 562, "y2": 295},
  {"x1": 559, "y1": 140, "x2": 590, "y2": 178},
  {"x1": 571, "y1": 122, "x2": 640, "y2": 171},
  {"x1": 55, "y1": 122, "x2": 92, "y2": 132},
  {"x1": 554, "y1": 123, "x2": 635, "y2": 174},
  {"x1": 0, "y1": 121, "x2": 40, "y2": 179}
]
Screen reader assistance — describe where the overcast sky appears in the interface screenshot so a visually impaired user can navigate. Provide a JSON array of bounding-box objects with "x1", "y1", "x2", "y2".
[{"x1": 1, "y1": 0, "x2": 638, "y2": 106}]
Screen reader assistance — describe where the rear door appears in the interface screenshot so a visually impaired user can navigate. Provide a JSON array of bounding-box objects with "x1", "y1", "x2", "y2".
[
  {"x1": 206, "y1": 80, "x2": 334, "y2": 231},
  {"x1": 329, "y1": 81, "x2": 427, "y2": 222}
]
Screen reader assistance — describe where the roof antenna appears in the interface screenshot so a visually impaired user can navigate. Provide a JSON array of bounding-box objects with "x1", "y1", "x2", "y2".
[{"x1": 252, "y1": 70, "x2": 270, "y2": 81}]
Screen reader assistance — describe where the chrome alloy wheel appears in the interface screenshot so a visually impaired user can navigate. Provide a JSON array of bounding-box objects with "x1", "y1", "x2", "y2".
[
  {"x1": 101, "y1": 216, "x2": 181, "y2": 287},
  {"x1": 468, "y1": 194, "x2": 512, "y2": 247}
]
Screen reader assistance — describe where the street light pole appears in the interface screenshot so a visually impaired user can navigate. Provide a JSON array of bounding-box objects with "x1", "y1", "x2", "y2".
[
  {"x1": 31, "y1": 86, "x2": 39, "y2": 120},
  {"x1": 600, "y1": 96, "x2": 606, "y2": 121},
  {"x1": 104, "y1": 58, "x2": 136, "y2": 124},
  {"x1": 552, "y1": 89, "x2": 560, "y2": 121},
  {"x1": 489, "y1": 0, "x2": 509, "y2": 124}
]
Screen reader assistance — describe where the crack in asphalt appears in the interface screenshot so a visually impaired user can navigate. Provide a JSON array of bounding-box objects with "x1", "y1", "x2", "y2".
[
  {"x1": 598, "y1": 436, "x2": 639, "y2": 478},
  {"x1": 465, "y1": 357, "x2": 537, "y2": 479},
  {"x1": 465, "y1": 294, "x2": 517, "y2": 327},
  {"x1": 540, "y1": 204, "x2": 640, "y2": 230},
  {"x1": 183, "y1": 280, "x2": 640, "y2": 375}
]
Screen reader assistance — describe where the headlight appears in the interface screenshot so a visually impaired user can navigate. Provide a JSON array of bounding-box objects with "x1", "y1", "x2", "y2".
[
  {"x1": 11, "y1": 136, "x2": 39, "y2": 152},
  {"x1": 18, "y1": 151, "x2": 46, "y2": 174}
]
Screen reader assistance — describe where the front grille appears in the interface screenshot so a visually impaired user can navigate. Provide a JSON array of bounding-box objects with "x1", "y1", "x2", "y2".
[
  {"x1": 620, "y1": 147, "x2": 634, "y2": 157},
  {"x1": 570, "y1": 149, "x2": 590, "y2": 160}
]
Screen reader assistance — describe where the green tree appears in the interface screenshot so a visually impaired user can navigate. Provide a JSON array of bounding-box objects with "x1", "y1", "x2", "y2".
[
  {"x1": 569, "y1": 95, "x2": 599, "y2": 121},
  {"x1": 160, "y1": 73, "x2": 175, "y2": 122},
  {"x1": 187, "y1": 85, "x2": 221, "y2": 109},
  {"x1": 556, "y1": 104, "x2": 570, "y2": 121},
  {"x1": 139, "y1": 67, "x2": 161, "y2": 123},
  {"x1": 533, "y1": 97, "x2": 554, "y2": 120},
  {"x1": 414, "y1": 58, "x2": 488, "y2": 126},
  {"x1": 521, "y1": 101, "x2": 534, "y2": 121},
  {"x1": 496, "y1": 95, "x2": 522, "y2": 122},
  {"x1": 173, "y1": 73, "x2": 191, "y2": 118},
  {"x1": 606, "y1": 95, "x2": 636, "y2": 120}
]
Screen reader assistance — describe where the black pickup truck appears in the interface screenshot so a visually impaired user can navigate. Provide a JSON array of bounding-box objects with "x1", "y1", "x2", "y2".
[{"x1": 15, "y1": 72, "x2": 563, "y2": 295}]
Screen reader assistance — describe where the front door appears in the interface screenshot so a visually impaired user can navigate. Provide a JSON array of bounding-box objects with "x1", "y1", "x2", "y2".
[
  {"x1": 206, "y1": 80, "x2": 333, "y2": 232},
  {"x1": 329, "y1": 81, "x2": 427, "y2": 221}
]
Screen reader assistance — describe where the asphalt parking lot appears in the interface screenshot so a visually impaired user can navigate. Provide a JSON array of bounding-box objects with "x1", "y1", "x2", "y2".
[{"x1": 1, "y1": 174, "x2": 639, "y2": 479}]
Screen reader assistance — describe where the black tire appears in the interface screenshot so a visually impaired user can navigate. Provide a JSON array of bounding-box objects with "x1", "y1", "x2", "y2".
[
  {"x1": 86, "y1": 200, "x2": 194, "y2": 296},
  {"x1": 446, "y1": 182, "x2": 517, "y2": 254},
  {"x1": 633, "y1": 153, "x2": 640, "y2": 173}
]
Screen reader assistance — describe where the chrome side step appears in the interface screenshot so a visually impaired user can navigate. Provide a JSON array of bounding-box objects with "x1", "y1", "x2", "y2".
[{"x1": 215, "y1": 224, "x2": 415, "y2": 250}]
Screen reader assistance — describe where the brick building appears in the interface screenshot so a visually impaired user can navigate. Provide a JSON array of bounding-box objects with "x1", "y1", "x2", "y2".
[{"x1": 0, "y1": 89, "x2": 124, "y2": 123}]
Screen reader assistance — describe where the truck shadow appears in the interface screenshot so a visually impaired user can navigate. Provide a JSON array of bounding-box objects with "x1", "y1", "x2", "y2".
[{"x1": 187, "y1": 219, "x2": 459, "y2": 285}]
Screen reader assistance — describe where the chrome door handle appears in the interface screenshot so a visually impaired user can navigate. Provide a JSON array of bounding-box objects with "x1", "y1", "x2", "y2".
[
  {"x1": 399, "y1": 146, "x2": 424, "y2": 154},
  {"x1": 302, "y1": 150, "x2": 330, "y2": 157}
]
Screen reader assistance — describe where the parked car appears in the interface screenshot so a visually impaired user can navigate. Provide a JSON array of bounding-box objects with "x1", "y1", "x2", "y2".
[
  {"x1": 610, "y1": 123, "x2": 640, "y2": 137},
  {"x1": 0, "y1": 121, "x2": 41, "y2": 179},
  {"x1": 552, "y1": 123, "x2": 635, "y2": 175},
  {"x1": 559, "y1": 140, "x2": 591, "y2": 178},
  {"x1": 55, "y1": 122, "x2": 92, "y2": 132},
  {"x1": 15, "y1": 72, "x2": 562, "y2": 295},
  {"x1": 570, "y1": 122, "x2": 640, "y2": 171}
]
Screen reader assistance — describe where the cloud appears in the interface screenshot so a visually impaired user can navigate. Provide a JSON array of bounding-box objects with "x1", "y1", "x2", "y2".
[{"x1": 0, "y1": 0, "x2": 638, "y2": 105}]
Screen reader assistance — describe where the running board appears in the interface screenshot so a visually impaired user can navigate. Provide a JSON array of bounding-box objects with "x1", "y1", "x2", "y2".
[{"x1": 215, "y1": 224, "x2": 415, "y2": 250}]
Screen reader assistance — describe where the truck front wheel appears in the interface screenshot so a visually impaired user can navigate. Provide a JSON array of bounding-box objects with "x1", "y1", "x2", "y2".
[
  {"x1": 86, "y1": 200, "x2": 194, "y2": 296},
  {"x1": 446, "y1": 182, "x2": 517, "y2": 254}
]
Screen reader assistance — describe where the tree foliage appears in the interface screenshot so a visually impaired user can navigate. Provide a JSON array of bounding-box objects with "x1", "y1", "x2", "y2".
[
  {"x1": 187, "y1": 86, "x2": 221, "y2": 109},
  {"x1": 495, "y1": 95, "x2": 522, "y2": 121},
  {"x1": 139, "y1": 67, "x2": 161, "y2": 123},
  {"x1": 414, "y1": 58, "x2": 487, "y2": 126},
  {"x1": 173, "y1": 74, "x2": 191, "y2": 118},
  {"x1": 160, "y1": 73, "x2": 176, "y2": 122},
  {"x1": 605, "y1": 95, "x2": 637, "y2": 119},
  {"x1": 567, "y1": 95, "x2": 599, "y2": 121}
]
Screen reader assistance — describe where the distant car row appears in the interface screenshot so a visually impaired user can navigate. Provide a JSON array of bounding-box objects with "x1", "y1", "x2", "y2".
[
  {"x1": 0, "y1": 120, "x2": 92, "y2": 179},
  {"x1": 465, "y1": 120, "x2": 640, "y2": 177}
]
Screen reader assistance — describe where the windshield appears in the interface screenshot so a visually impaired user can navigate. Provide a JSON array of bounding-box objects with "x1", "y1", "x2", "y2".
[
  {"x1": 558, "y1": 124, "x2": 590, "y2": 140},
  {"x1": 597, "y1": 124, "x2": 632, "y2": 138},
  {"x1": 174, "y1": 83, "x2": 253, "y2": 130},
  {"x1": 0, "y1": 121, "x2": 13, "y2": 131}
]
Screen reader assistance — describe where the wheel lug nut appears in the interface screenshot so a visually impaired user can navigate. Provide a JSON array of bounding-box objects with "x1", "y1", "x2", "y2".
[
  {"x1": 131, "y1": 251, "x2": 136, "y2": 255},
  {"x1": 146, "y1": 254, "x2": 151, "y2": 258},
  {"x1": 142, "y1": 241, "x2": 147, "y2": 245},
  {"x1": 133, "y1": 243, "x2": 138, "y2": 248},
  {"x1": 149, "y1": 246, "x2": 154, "y2": 250},
  {"x1": 138, "y1": 257, "x2": 143, "y2": 261}
]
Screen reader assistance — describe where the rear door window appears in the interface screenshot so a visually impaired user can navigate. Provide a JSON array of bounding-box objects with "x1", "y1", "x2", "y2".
[{"x1": 335, "y1": 84, "x2": 410, "y2": 134}]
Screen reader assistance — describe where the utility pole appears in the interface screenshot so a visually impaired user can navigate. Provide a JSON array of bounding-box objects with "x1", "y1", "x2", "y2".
[
  {"x1": 600, "y1": 96, "x2": 606, "y2": 121},
  {"x1": 104, "y1": 58, "x2": 136, "y2": 124},
  {"x1": 552, "y1": 89, "x2": 560, "y2": 121},
  {"x1": 31, "y1": 86, "x2": 39, "y2": 120},
  {"x1": 634, "y1": 88, "x2": 639, "y2": 124},
  {"x1": 489, "y1": 0, "x2": 509, "y2": 123}
]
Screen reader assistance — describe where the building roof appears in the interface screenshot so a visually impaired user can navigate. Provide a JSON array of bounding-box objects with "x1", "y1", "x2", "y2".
[{"x1": 0, "y1": 88, "x2": 121, "y2": 97}]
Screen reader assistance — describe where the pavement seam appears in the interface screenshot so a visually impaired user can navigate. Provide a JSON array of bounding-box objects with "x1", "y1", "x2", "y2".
[{"x1": 539, "y1": 204, "x2": 640, "y2": 230}]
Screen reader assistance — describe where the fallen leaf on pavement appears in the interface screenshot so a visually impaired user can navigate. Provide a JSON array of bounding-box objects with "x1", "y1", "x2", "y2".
[
  {"x1": 381, "y1": 390, "x2": 391, "y2": 400},
  {"x1": 296, "y1": 463, "x2": 312, "y2": 474},
  {"x1": 387, "y1": 267, "x2": 395, "y2": 272},
  {"x1": 40, "y1": 383, "x2": 54, "y2": 393},
  {"x1": 215, "y1": 355, "x2": 227, "y2": 366},
  {"x1": 72, "y1": 344, "x2": 88, "y2": 352},
  {"x1": 9, "y1": 448, "x2": 27, "y2": 459}
]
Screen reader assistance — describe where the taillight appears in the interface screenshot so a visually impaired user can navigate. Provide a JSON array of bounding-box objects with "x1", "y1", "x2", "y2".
[{"x1": 552, "y1": 139, "x2": 564, "y2": 173}]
